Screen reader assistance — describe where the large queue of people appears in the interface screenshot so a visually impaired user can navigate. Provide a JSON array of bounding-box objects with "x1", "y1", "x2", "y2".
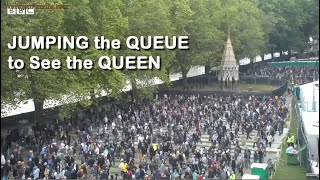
[
  {"x1": 2, "y1": 63, "x2": 318, "y2": 180},
  {"x1": 241, "y1": 63, "x2": 319, "y2": 85},
  {"x1": 1, "y1": 92, "x2": 288, "y2": 179}
]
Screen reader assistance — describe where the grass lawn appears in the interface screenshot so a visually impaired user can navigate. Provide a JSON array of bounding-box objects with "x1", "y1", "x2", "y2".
[
  {"x1": 272, "y1": 98, "x2": 307, "y2": 179},
  {"x1": 237, "y1": 84, "x2": 277, "y2": 91},
  {"x1": 168, "y1": 83, "x2": 277, "y2": 92}
]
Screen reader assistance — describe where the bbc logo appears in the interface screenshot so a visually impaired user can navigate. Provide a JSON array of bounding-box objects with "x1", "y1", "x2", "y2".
[{"x1": 7, "y1": 8, "x2": 35, "y2": 15}]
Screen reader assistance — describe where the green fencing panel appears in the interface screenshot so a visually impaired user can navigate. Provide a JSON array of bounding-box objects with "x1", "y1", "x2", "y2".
[{"x1": 268, "y1": 61, "x2": 319, "y2": 67}]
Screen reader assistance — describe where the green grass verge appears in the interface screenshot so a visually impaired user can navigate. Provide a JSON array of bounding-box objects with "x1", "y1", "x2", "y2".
[
  {"x1": 272, "y1": 97, "x2": 307, "y2": 179},
  {"x1": 238, "y1": 84, "x2": 277, "y2": 91},
  {"x1": 169, "y1": 83, "x2": 277, "y2": 91}
]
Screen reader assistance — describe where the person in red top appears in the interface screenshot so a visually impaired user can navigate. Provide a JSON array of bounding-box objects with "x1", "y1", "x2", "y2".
[
  {"x1": 195, "y1": 121, "x2": 201, "y2": 138},
  {"x1": 195, "y1": 122, "x2": 200, "y2": 132},
  {"x1": 198, "y1": 173, "x2": 203, "y2": 180}
]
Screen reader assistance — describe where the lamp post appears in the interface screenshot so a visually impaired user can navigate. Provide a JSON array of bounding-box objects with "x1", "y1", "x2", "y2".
[
  {"x1": 268, "y1": 44, "x2": 276, "y2": 62},
  {"x1": 272, "y1": 46, "x2": 274, "y2": 62},
  {"x1": 271, "y1": 44, "x2": 276, "y2": 62},
  {"x1": 312, "y1": 71, "x2": 316, "y2": 112}
]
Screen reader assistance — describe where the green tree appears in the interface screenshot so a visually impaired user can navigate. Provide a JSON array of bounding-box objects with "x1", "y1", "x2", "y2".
[
  {"x1": 187, "y1": 0, "x2": 225, "y2": 76},
  {"x1": 1, "y1": 0, "x2": 70, "y2": 121},
  {"x1": 221, "y1": 0, "x2": 265, "y2": 63},
  {"x1": 203, "y1": 0, "x2": 225, "y2": 73},
  {"x1": 258, "y1": 0, "x2": 279, "y2": 61},
  {"x1": 167, "y1": 0, "x2": 194, "y2": 87},
  {"x1": 122, "y1": 0, "x2": 174, "y2": 99},
  {"x1": 266, "y1": 0, "x2": 316, "y2": 57},
  {"x1": 1, "y1": 0, "x2": 128, "y2": 120}
]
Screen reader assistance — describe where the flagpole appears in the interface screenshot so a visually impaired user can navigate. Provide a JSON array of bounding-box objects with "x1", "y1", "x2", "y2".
[{"x1": 312, "y1": 71, "x2": 316, "y2": 111}]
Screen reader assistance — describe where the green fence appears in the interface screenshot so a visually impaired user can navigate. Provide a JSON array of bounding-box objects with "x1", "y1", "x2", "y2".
[
  {"x1": 268, "y1": 61, "x2": 319, "y2": 67},
  {"x1": 295, "y1": 96, "x2": 314, "y2": 174}
]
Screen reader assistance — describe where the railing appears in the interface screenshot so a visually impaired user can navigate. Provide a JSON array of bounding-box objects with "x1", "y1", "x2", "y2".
[
  {"x1": 300, "y1": 101, "x2": 319, "y2": 112},
  {"x1": 296, "y1": 99, "x2": 314, "y2": 174},
  {"x1": 271, "y1": 136, "x2": 285, "y2": 178},
  {"x1": 271, "y1": 92, "x2": 319, "y2": 179},
  {"x1": 157, "y1": 84, "x2": 288, "y2": 98},
  {"x1": 238, "y1": 55, "x2": 291, "y2": 72},
  {"x1": 169, "y1": 75, "x2": 286, "y2": 89},
  {"x1": 270, "y1": 97, "x2": 292, "y2": 178}
]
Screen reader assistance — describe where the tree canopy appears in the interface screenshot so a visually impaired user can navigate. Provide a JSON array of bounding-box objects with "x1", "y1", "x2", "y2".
[{"x1": 1, "y1": 0, "x2": 318, "y2": 119}]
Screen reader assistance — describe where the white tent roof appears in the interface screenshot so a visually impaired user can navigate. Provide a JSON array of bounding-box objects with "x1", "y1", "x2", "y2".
[
  {"x1": 242, "y1": 174, "x2": 260, "y2": 180},
  {"x1": 299, "y1": 81, "x2": 319, "y2": 112},
  {"x1": 301, "y1": 111, "x2": 319, "y2": 136}
]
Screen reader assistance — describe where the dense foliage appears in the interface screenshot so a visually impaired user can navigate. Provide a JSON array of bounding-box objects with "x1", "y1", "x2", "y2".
[{"x1": 1, "y1": 0, "x2": 318, "y2": 120}]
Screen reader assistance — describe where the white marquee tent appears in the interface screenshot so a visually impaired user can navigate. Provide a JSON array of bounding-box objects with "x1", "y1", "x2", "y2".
[
  {"x1": 299, "y1": 80, "x2": 319, "y2": 175},
  {"x1": 301, "y1": 111, "x2": 319, "y2": 159},
  {"x1": 299, "y1": 80, "x2": 319, "y2": 112}
]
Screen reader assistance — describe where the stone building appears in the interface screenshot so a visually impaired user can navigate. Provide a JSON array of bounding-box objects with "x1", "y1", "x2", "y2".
[{"x1": 218, "y1": 33, "x2": 239, "y2": 88}]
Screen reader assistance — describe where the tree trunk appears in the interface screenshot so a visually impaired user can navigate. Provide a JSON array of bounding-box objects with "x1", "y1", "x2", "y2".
[
  {"x1": 205, "y1": 65, "x2": 211, "y2": 75},
  {"x1": 29, "y1": 71, "x2": 44, "y2": 123},
  {"x1": 271, "y1": 53, "x2": 274, "y2": 62},
  {"x1": 261, "y1": 54, "x2": 265, "y2": 61},
  {"x1": 34, "y1": 100, "x2": 44, "y2": 123},
  {"x1": 131, "y1": 79, "x2": 138, "y2": 101},
  {"x1": 299, "y1": 49, "x2": 304, "y2": 58},
  {"x1": 90, "y1": 89, "x2": 96, "y2": 104},
  {"x1": 250, "y1": 58, "x2": 254, "y2": 64},
  {"x1": 181, "y1": 67, "x2": 188, "y2": 88},
  {"x1": 166, "y1": 67, "x2": 171, "y2": 76},
  {"x1": 288, "y1": 49, "x2": 292, "y2": 57}
]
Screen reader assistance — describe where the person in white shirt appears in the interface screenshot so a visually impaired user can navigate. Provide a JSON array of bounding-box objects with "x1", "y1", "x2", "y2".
[
  {"x1": 131, "y1": 125, "x2": 136, "y2": 133},
  {"x1": 98, "y1": 127, "x2": 104, "y2": 134},
  {"x1": 111, "y1": 122, "x2": 116, "y2": 129},
  {"x1": 211, "y1": 133, "x2": 218, "y2": 144},
  {"x1": 60, "y1": 142, "x2": 65, "y2": 149},
  {"x1": 104, "y1": 125, "x2": 108, "y2": 133},
  {"x1": 267, "y1": 133, "x2": 273, "y2": 148},
  {"x1": 1, "y1": 154, "x2": 5, "y2": 165},
  {"x1": 33, "y1": 166, "x2": 40, "y2": 179},
  {"x1": 191, "y1": 155, "x2": 198, "y2": 165},
  {"x1": 53, "y1": 170, "x2": 58, "y2": 179},
  {"x1": 95, "y1": 146, "x2": 100, "y2": 155},
  {"x1": 226, "y1": 123, "x2": 230, "y2": 131},
  {"x1": 138, "y1": 135, "x2": 144, "y2": 143},
  {"x1": 104, "y1": 116, "x2": 108, "y2": 124},
  {"x1": 60, "y1": 169, "x2": 66, "y2": 179}
]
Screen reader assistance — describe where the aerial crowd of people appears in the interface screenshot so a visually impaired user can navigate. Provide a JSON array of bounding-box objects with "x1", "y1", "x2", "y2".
[
  {"x1": 1, "y1": 63, "x2": 319, "y2": 180},
  {"x1": 242, "y1": 62, "x2": 319, "y2": 85}
]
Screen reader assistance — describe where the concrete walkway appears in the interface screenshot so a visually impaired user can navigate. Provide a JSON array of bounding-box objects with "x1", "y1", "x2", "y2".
[{"x1": 243, "y1": 95, "x2": 292, "y2": 175}]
